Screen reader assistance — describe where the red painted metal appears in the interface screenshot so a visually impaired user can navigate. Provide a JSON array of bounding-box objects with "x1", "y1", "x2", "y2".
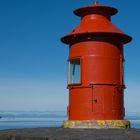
[{"x1": 61, "y1": 2, "x2": 132, "y2": 120}]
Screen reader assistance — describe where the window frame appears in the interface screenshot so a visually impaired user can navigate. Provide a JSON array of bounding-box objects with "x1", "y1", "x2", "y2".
[{"x1": 68, "y1": 57, "x2": 82, "y2": 85}]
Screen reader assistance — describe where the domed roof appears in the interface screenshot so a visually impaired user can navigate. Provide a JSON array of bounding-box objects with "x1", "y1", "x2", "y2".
[{"x1": 74, "y1": 2, "x2": 118, "y2": 16}]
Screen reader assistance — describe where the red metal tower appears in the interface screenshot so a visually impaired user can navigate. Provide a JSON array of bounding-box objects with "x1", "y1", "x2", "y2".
[{"x1": 61, "y1": 2, "x2": 132, "y2": 128}]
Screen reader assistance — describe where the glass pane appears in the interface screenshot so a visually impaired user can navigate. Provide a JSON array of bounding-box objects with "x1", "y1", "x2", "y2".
[{"x1": 69, "y1": 59, "x2": 80, "y2": 84}]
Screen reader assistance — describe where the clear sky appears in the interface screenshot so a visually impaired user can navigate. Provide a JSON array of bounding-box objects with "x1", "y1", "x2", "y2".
[{"x1": 0, "y1": 0, "x2": 139, "y2": 113}]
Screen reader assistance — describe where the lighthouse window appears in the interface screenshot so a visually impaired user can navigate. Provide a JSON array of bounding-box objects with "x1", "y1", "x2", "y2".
[{"x1": 68, "y1": 58, "x2": 81, "y2": 84}]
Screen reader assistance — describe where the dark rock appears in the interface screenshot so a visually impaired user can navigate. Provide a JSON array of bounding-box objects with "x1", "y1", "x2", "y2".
[{"x1": 0, "y1": 128, "x2": 139, "y2": 140}]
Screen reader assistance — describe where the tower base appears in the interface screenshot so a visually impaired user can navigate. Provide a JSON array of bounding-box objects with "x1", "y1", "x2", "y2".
[{"x1": 63, "y1": 120, "x2": 130, "y2": 129}]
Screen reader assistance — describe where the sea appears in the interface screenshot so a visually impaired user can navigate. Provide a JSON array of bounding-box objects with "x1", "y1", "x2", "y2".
[{"x1": 0, "y1": 111, "x2": 139, "y2": 130}]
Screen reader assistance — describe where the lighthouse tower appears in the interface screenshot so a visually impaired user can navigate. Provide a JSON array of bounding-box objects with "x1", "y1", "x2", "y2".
[{"x1": 61, "y1": 2, "x2": 132, "y2": 128}]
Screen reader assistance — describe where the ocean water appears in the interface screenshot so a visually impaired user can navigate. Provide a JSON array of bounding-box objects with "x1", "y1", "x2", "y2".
[
  {"x1": 125, "y1": 112, "x2": 140, "y2": 128},
  {"x1": 0, "y1": 111, "x2": 139, "y2": 130},
  {"x1": 0, "y1": 111, "x2": 67, "y2": 130}
]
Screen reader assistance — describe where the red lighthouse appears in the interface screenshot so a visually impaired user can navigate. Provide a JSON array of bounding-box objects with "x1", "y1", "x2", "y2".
[{"x1": 61, "y1": 2, "x2": 132, "y2": 128}]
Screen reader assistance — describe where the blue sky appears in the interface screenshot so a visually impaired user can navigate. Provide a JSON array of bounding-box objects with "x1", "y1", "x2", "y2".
[{"x1": 0, "y1": 0, "x2": 139, "y2": 113}]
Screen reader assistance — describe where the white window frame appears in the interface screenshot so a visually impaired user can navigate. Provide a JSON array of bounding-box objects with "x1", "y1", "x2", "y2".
[{"x1": 68, "y1": 58, "x2": 81, "y2": 85}]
